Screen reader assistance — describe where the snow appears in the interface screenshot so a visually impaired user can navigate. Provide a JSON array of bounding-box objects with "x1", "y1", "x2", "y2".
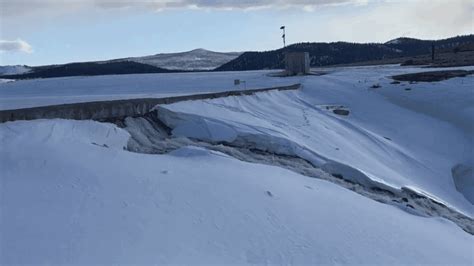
[
  {"x1": 0, "y1": 65, "x2": 31, "y2": 75},
  {"x1": 155, "y1": 65, "x2": 474, "y2": 215},
  {"x1": 0, "y1": 70, "x2": 299, "y2": 110},
  {"x1": 1, "y1": 119, "x2": 472, "y2": 264},
  {"x1": 0, "y1": 79, "x2": 14, "y2": 84},
  {"x1": 1, "y1": 65, "x2": 474, "y2": 264},
  {"x1": 122, "y1": 48, "x2": 241, "y2": 70},
  {"x1": 385, "y1": 38, "x2": 402, "y2": 45},
  {"x1": 452, "y1": 163, "x2": 474, "y2": 204}
]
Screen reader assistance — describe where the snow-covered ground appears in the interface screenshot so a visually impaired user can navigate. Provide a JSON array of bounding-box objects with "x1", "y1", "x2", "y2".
[
  {"x1": 155, "y1": 65, "x2": 474, "y2": 214},
  {"x1": 0, "y1": 70, "x2": 299, "y2": 110},
  {"x1": 1, "y1": 119, "x2": 472, "y2": 264},
  {"x1": 1, "y1": 65, "x2": 473, "y2": 264}
]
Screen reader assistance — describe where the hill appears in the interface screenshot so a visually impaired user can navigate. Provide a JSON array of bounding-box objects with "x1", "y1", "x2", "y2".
[
  {"x1": 2, "y1": 35, "x2": 473, "y2": 79},
  {"x1": 0, "y1": 65, "x2": 32, "y2": 75},
  {"x1": 116, "y1": 48, "x2": 241, "y2": 70},
  {"x1": 1, "y1": 49, "x2": 240, "y2": 80},
  {"x1": 216, "y1": 35, "x2": 474, "y2": 71},
  {"x1": 0, "y1": 61, "x2": 177, "y2": 79}
]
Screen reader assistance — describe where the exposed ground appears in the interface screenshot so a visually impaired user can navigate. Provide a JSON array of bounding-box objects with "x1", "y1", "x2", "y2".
[{"x1": 392, "y1": 70, "x2": 474, "y2": 82}]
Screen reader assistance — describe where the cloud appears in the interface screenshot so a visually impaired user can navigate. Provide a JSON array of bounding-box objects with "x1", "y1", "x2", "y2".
[
  {"x1": 318, "y1": 0, "x2": 473, "y2": 42},
  {"x1": 0, "y1": 39, "x2": 33, "y2": 53},
  {"x1": 0, "y1": 0, "x2": 368, "y2": 17}
]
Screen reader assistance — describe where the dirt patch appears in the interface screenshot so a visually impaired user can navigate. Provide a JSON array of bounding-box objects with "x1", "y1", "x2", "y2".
[{"x1": 392, "y1": 70, "x2": 474, "y2": 82}]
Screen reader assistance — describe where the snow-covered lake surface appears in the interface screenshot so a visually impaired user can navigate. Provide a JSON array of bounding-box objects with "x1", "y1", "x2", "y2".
[
  {"x1": 1, "y1": 65, "x2": 473, "y2": 264},
  {"x1": 0, "y1": 70, "x2": 300, "y2": 110}
]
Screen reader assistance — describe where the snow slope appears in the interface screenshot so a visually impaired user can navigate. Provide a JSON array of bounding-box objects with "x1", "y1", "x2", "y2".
[
  {"x1": 0, "y1": 70, "x2": 299, "y2": 110},
  {"x1": 155, "y1": 65, "x2": 474, "y2": 215},
  {"x1": 121, "y1": 48, "x2": 241, "y2": 70},
  {"x1": 0, "y1": 65, "x2": 31, "y2": 75},
  {"x1": 1, "y1": 119, "x2": 472, "y2": 264}
]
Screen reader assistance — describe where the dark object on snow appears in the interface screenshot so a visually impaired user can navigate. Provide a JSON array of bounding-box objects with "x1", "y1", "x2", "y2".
[
  {"x1": 332, "y1": 173, "x2": 344, "y2": 179},
  {"x1": 285, "y1": 52, "x2": 310, "y2": 75},
  {"x1": 333, "y1": 109, "x2": 350, "y2": 116},
  {"x1": 370, "y1": 84, "x2": 381, "y2": 89},
  {"x1": 392, "y1": 70, "x2": 474, "y2": 82},
  {"x1": 91, "y1": 142, "x2": 109, "y2": 148},
  {"x1": 390, "y1": 81, "x2": 401, "y2": 84}
]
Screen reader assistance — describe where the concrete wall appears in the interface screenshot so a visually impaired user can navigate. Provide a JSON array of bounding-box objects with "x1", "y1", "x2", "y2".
[
  {"x1": 0, "y1": 83, "x2": 300, "y2": 123},
  {"x1": 285, "y1": 52, "x2": 310, "y2": 75}
]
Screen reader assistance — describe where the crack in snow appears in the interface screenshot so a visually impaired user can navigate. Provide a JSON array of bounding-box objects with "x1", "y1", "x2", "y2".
[{"x1": 112, "y1": 111, "x2": 474, "y2": 235}]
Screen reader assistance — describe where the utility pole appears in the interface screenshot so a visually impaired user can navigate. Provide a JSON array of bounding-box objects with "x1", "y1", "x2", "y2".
[{"x1": 280, "y1": 26, "x2": 286, "y2": 48}]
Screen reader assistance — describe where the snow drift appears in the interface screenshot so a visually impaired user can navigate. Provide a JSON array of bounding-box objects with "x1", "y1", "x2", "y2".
[
  {"x1": 1, "y1": 119, "x2": 472, "y2": 264},
  {"x1": 1, "y1": 65, "x2": 473, "y2": 264}
]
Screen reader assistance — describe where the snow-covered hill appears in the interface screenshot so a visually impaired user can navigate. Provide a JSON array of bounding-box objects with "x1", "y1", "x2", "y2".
[
  {"x1": 384, "y1": 37, "x2": 421, "y2": 45},
  {"x1": 0, "y1": 65, "x2": 31, "y2": 75},
  {"x1": 117, "y1": 48, "x2": 241, "y2": 70},
  {"x1": 0, "y1": 49, "x2": 240, "y2": 79}
]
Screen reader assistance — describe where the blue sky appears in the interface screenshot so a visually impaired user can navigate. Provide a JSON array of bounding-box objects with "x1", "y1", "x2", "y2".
[{"x1": 1, "y1": 0, "x2": 472, "y2": 66}]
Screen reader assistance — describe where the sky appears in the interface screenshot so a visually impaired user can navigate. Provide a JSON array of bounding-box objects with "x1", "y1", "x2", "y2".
[{"x1": 0, "y1": 0, "x2": 472, "y2": 66}]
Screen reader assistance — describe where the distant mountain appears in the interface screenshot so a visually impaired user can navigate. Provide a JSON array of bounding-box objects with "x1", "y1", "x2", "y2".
[
  {"x1": 216, "y1": 35, "x2": 474, "y2": 71},
  {"x1": 0, "y1": 61, "x2": 177, "y2": 80},
  {"x1": 2, "y1": 35, "x2": 472, "y2": 79},
  {"x1": 116, "y1": 49, "x2": 241, "y2": 71},
  {"x1": 1, "y1": 49, "x2": 241, "y2": 79},
  {"x1": 0, "y1": 65, "x2": 31, "y2": 75},
  {"x1": 383, "y1": 35, "x2": 474, "y2": 55}
]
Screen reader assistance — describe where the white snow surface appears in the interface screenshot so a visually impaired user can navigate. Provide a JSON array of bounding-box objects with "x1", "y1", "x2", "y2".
[
  {"x1": 1, "y1": 119, "x2": 473, "y2": 264},
  {"x1": 0, "y1": 65, "x2": 31, "y2": 75},
  {"x1": 156, "y1": 65, "x2": 474, "y2": 215},
  {"x1": 1, "y1": 65, "x2": 474, "y2": 264},
  {"x1": 0, "y1": 70, "x2": 299, "y2": 110},
  {"x1": 385, "y1": 38, "x2": 402, "y2": 45}
]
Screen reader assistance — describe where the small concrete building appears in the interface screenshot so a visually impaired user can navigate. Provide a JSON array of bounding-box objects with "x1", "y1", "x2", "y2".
[{"x1": 285, "y1": 52, "x2": 310, "y2": 75}]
